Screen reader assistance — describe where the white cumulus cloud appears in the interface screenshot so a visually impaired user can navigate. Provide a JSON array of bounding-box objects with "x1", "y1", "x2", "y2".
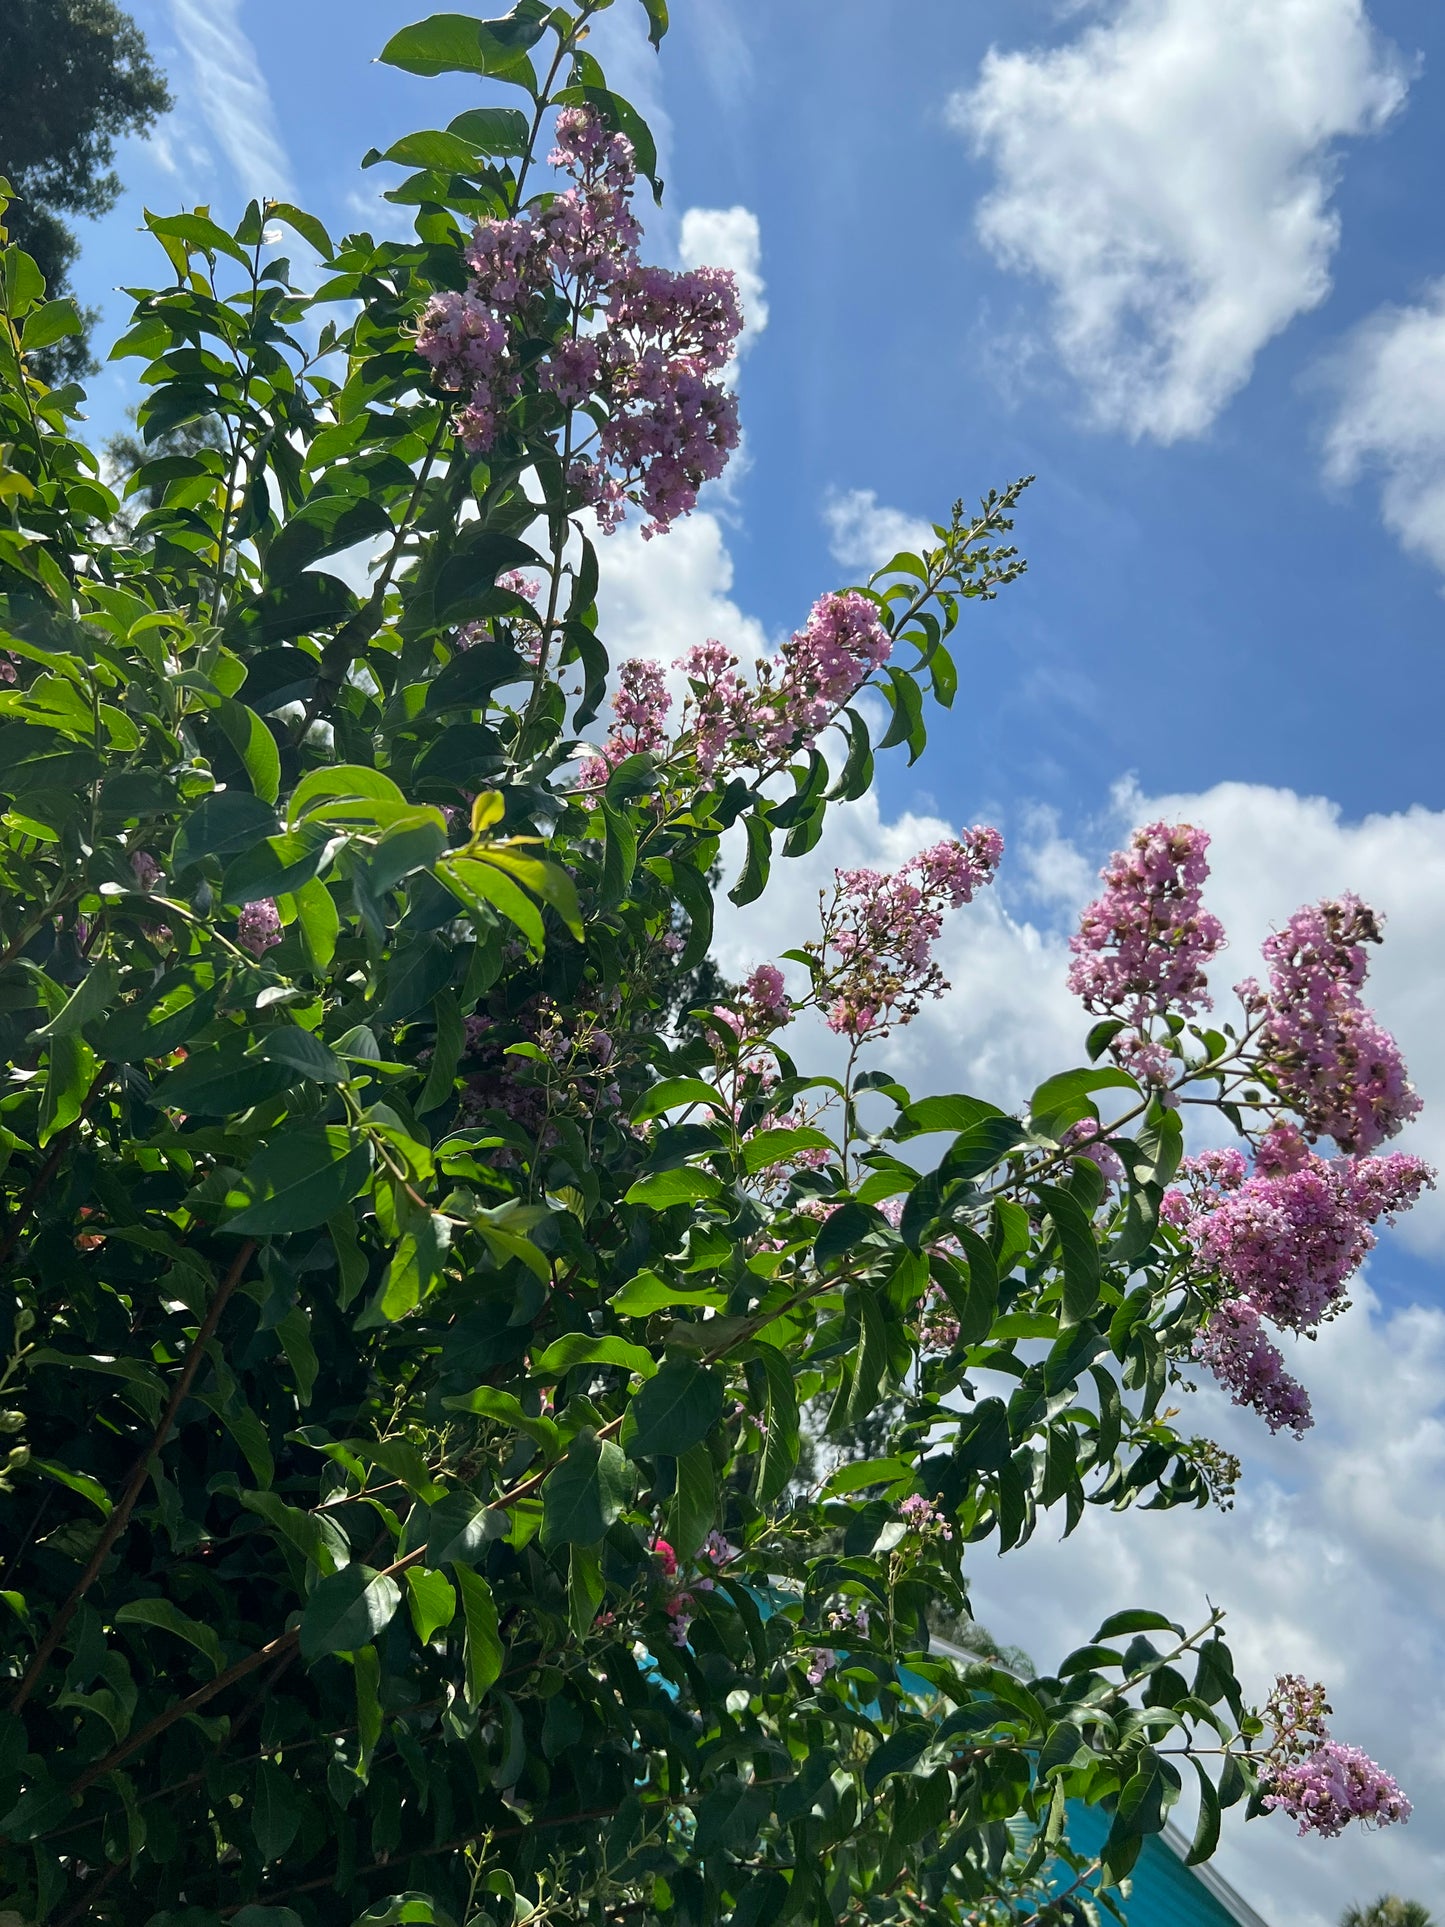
[
  {"x1": 951, "y1": 0, "x2": 1410, "y2": 440},
  {"x1": 823, "y1": 489, "x2": 935, "y2": 573},
  {"x1": 679, "y1": 206, "x2": 769, "y2": 350},
  {"x1": 169, "y1": 0, "x2": 295, "y2": 204},
  {"x1": 1324, "y1": 280, "x2": 1445, "y2": 573}
]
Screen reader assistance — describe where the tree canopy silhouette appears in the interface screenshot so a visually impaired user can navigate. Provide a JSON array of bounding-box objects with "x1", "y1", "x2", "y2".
[{"x1": 0, "y1": 0, "x2": 169, "y2": 378}]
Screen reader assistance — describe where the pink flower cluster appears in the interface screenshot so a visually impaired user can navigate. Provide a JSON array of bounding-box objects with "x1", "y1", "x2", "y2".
[
  {"x1": 811, "y1": 830, "x2": 1004, "y2": 1041},
  {"x1": 679, "y1": 595, "x2": 892, "y2": 775},
  {"x1": 577, "y1": 656, "x2": 672, "y2": 787},
  {"x1": 1260, "y1": 1674, "x2": 1409, "y2": 1838},
  {"x1": 415, "y1": 107, "x2": 742, "y2": 538},
  {"x1": 1170, "y1": 1128, "x2": 1434, "y2": 1433},
  {"x1": 1068, "y1": 823, "x2": 1224, "y2": 1085},
  {"x1": 712, "y1": 964, "x2": 794, "y2": 1051},
  {"x1": 652, "y1": 1530, "x2": 738, "y2": 1649},
  {"x1": 1245, "y1": 895, "x2": 1422, "y2": 1154},
  {"x1": 578, "y1": 593, "x2": 894, "y2": 790},
  {"x1": 899, "y1": 1493, "x2": 953, "y2": 1541},
  {"x1": 237, "y1": 898, "x2": 282, "y2": 958}
]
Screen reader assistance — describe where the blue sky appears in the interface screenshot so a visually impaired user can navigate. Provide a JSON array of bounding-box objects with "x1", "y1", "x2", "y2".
[{"x1": 58, "y1": 3, "x2": 1445, "y2": 1919}]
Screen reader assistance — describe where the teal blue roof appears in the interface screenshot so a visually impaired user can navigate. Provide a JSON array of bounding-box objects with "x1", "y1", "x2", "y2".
[{"x1": 1063, "y1": 1804, "x2": 1266, "y2": 1927}]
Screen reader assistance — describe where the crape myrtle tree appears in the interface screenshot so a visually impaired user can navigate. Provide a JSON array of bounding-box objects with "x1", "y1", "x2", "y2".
[{"x1": 0, "y1": 4, "x2": 1429, "y2": 1922}]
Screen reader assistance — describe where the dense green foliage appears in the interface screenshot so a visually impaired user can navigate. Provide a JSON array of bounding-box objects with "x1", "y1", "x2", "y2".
[{"x1": 0, "y1": 5, "x2": 1389, "y2": 1923}]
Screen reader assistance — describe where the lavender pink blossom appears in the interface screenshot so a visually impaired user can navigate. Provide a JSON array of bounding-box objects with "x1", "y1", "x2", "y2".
[
  {"x1": 810, "y1": 829, "x2": 1003, "y2": 1041},
  {"x1": 1068, "y1": 823, "x2": 1224, "y2": 1086},
  {"x1": 1260, "y1": 1674, "x2": 1409, "y2": 1838},
  {"x1": 1250, "y1": 895, "x2": 1422, "y2": 1153},
  {"x1": 237, "y1": 898, "x2": 282, "y2": 959}
]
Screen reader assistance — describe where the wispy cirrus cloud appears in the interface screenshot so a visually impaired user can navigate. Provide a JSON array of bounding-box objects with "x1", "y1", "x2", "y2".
[{"x1": 169, "y1": 0, "x2": 295, "y2": 205}]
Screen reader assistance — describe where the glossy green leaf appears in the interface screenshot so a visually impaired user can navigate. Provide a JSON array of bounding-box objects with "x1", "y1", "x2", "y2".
[
  {"x1": 540, "y1": 1433, "x2": 631, "y2": 1550},
  {"x1": 224, "y1": 1127, "x2": 372, "y2": 1235},
  {"x1": 453, "y1": 1564, "x2": 502, "y2": 1705},
  {"x1": 299, "y1": 1565, "x2": 401, "y2": 1662},
  {"x1": 624, "y1": 1357, "x2": 723, "y2": 1460},
  {"x1": 405, "y1": 1566, "x2": 456, "y2": 1645}
]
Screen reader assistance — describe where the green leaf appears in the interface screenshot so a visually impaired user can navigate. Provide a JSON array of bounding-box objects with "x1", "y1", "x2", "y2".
[
  {"x1": 600, "y1": 798, "x2": 638, "y2": 909},
  {"x1": 741, "y1": 1126, "x2": 834, "y2": 1174},
  {"x1": 253, "y1": 1026, "x2": 348, "y2": 1084},
  {"x1": 896, "y1": 1093, "x2": 1010, "y2": 1139},
  {"x1": 113, "y1": 1597, "x2": 222, "y2": 1673},
  {"x1": 225, "y1": 1127, "x2": 372, "y2": 1235},
  {"x1": 32, "y1": 959, "x2": 119, "y2": 1041},
  {"x1": 299, "y1": 1565, "x2": 402, "y2": 1662},
  {"x1": 354, "y1": 1640, "x2": 383, "y2": 1775},
  {"x1": 409, "y1": 1488, "x2": 506, "y2": 1568},
  {"x1": 1036, "y1": 1183, "x2": 1101, "y2": 1328},
  {"x1": 448, "y1": 105, "x2": 532, "y2": 154},
  {"x1": 3, "y1": 248, "x2": 44, "y2": 316},
  {"x1": 533, "y1": 1333, "x2": 656, "y2": 1379},
  {"x1": 265, "y1": 202, "x2": 333, "y2": 257},
  {"x1": 39, "y1": 1032, "x2": 95, "y2": 1146},
  {"x1": 172, "y1": 790, "x2": 280, "y2": 873},
  {"x1": 729, "y1": 812, "x2": 772, "y2": 906},
  {"x1": 842, "y1": 1290, "x2": 889, "y2": 1429},
  {"x1": 693, "y1": 1777, "x2": 769, "y2": 1857},
  {"x1": 1029, "y1": 1066, "x2": 1138, "y2": 1137},
  {"x1": 610, "y1": 1272, "x2": 725, "y2": 1317},
  {"x1": 441, "y1": 855, "x2": 544, "y2": 952},
  {"x1": 631, "y1": 1077, "x2": 723, "y2": 1122},
  {"x1": 158, "y1": 1032, "x2": 296, "y2": 1118},
  {"x1": 668, "y1": 1441, "x2": 717, "y2": 1559},
  {"x1": 378, "y1": 12, "x2": 546, "y2": 84},
  {"x1": 91, "y1": 970, "x2": 218, "y2": 1064},
  {"x1": 624, "y1": 1357, "x2": 723, "y2": 1460},
  {"x1": 417, "y1": 989, "x2": 465, "y2": 1114},
  {"x1": 290, "y1": 763, "x2": 408, "y2": 826},
  {"x1": 756, "y1": 1344, "x2": 800, "y2": 1505},
  {"x1": 251, "y1": 1760, "x2": 301, "y2": 1862},
  {"x1": 218, "y1": 699, "x2": 282, "y2": 806},
  {"x1": 623, "y1": 1168, "x2": 722, "y2": 1207},
  {"x1": 1187, "y1": 1758, "x2": 1222, "y2": 1865},
  {"x1": 1093, "y1": 1608, "x2": 1184, "y2": 1640},
  {"x1": 443, "y1": 1384, "x2": 560, "y2": 1451},
  {"x1": 541, "y1": 1432, "x2": 632, "y2": 1550},
  {"x1": 813, "y1": 1202, "x2": 878, "y2": 1267},
  {"x1": 223, "y1": 823, "x2": 332, "y2": 908},
  {"x1": 363, "y1": 1212, "x2": 452, "y2": 1322},
  {"x1": 21, "y1": 297, "x2": 83, "y2": 352},
  {"x1": 638, "y1": 0, "x2": 668, "y2": 46},
  {"x1": 405, "y1": 1566, "x2": 456, "y2": 1645},
  {"x1": 266, "y1": 494, "x2": 390, "y2": 583},
  {"x1": 453, "y1": 1564, "x2": 502, "y2": 1705},
  {"x1": 292, "y1": 874, "x2": 340, "y2": 969},
  {"x1": 376, "y1": 935, "x2": 454, "y2": 1025}
]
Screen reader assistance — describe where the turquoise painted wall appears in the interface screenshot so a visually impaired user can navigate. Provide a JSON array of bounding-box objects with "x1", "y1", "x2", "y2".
[{"x1": 1062, "y1": 1804, "x2": 1253, "y2": 1927}]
